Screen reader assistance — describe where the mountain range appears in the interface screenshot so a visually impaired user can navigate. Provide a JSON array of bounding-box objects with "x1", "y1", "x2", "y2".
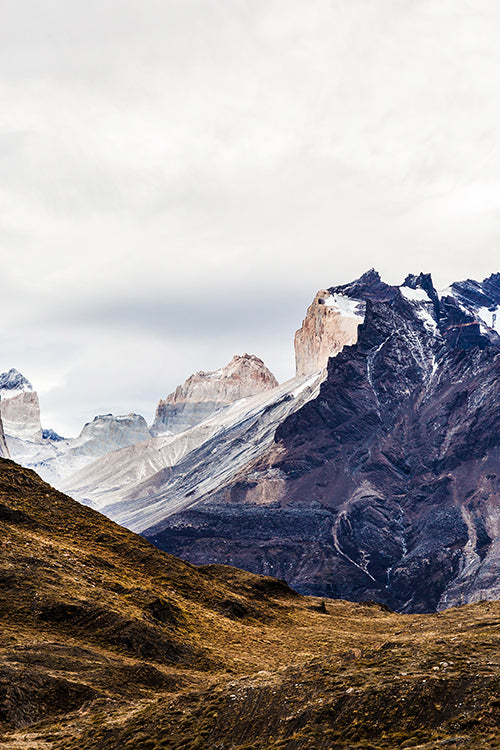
[
  {"x1": 2, "y1": 269, "x2": 500, "y2": 615},
  {"x1": 2, "y1": 268, "x2": 500, "y2": 747},
  {"x1": 142, "y1": 270, "x2": 500, "y2": 613}
]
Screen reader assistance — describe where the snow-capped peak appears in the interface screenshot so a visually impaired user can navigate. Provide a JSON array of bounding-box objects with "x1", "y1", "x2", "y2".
[{"x1": 0, "y1": 369, "x2": 34, "y2": 400}]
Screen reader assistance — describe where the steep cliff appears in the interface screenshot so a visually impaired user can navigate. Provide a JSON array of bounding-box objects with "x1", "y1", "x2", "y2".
[
  {"x1": 151, "y1": 353, "x2": 279, "y2": 435},
  {"x1": 0, "y1": 369, "x2": 42, "y2": 443},
  {"x1": 144, "y1": 270, "x2": 500, "y2": 614},
  {"x1": 294, "y1": 288, "x2": 364, "y2": 375}
]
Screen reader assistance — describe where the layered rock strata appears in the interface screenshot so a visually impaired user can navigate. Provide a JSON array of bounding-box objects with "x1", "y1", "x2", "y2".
[{"x1": 151, "y1": 353, "x2": 279, "y2": 435}]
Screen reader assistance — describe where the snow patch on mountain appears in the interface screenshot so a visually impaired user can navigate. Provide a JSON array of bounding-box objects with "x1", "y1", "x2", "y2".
[
  {"x1": 400, "y1": 286, "x2": 430, "y2": 302},
  {"x1": 322, "y1": 292, "x2": 366, "y2": 319}
]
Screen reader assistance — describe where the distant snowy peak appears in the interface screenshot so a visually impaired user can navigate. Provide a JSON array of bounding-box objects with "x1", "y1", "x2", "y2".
[
  {"x1": 0, "y1": 369, "x2": 42, "y2": 443},
  {"x1": 0, "y1": 368, "x2": 33, "y2": 400},
  {"x1": 7, "y1": 411, "x2": 153, "y2": 486}
]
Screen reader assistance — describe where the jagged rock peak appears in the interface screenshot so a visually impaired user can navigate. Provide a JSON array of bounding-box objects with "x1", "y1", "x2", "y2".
[
  {"x1": 446, "y1": 274, "x2": 500, "y2": 311},
  {"x1": 402, "y1": 271, "x2": 436, "y2": 295},
  {"x1": 0, "y1": 368, "x2": 33, "y2": 397},
  {"x1": 294, "y1": 269, "x2": 422, "y2": 377},
  {"x1": 329, "y1": 268, "x2": 397, "y2": 304},
  {"x1": 151, "y1": 354, "x2": 279, "y2": 436},
  {"x1": 296, "y1": 268, "x2": 500, "y2": 377},
  {"x1": 163, "y1": 354, "x2": 278, "y2": 407}
]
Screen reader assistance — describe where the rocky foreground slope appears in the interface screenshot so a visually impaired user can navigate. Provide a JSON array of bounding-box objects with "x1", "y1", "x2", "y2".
[
  {"x1": 3, "y1": 456, "x2": 500, "y2": 750},
  {"x1": 142, "y1": 270, "x2": 500, "y2": 614}
]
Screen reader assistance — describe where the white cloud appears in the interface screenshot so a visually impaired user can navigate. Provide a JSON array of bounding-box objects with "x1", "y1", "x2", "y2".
[{"x1": 1, "y1": 0, "x2": 500, "y2": 434}]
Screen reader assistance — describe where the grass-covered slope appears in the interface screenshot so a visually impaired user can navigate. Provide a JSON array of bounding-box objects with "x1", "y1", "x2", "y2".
[{"x1": 1, "y1": 457, "x2": 500, "y2": 749}]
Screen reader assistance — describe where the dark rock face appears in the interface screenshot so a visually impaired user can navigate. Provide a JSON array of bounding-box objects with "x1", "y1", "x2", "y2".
[
  {"x1": 146, "y1": 270, "x2": 500, "y2": 614},
  {"x1": 0, "y1": 416, "x2": 9, "y2": 458}
]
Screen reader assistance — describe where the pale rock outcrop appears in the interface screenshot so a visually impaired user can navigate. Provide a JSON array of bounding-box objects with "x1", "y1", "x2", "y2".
[
  {"x1": 294, "y1": 290, "x2": 365, "y2": 376},
  {"x1": 0, "y1": 369, "x2": 42, "y2": 442},
  {"x1": 77, "y1": 413, "x2": 152, "y2": 454},
  {"x1": 151, "y1": 353, "x2": 279, "y2": 435}
]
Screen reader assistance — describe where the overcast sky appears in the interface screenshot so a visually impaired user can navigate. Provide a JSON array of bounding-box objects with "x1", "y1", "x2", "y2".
[{"x1": 1, "y1": 0, "x2": 500, "y2": 435}]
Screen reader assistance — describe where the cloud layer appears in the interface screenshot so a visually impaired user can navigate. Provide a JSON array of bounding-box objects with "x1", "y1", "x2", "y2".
[{"x1": 1, "y1": 1, "x2": 500, "y2": 434}]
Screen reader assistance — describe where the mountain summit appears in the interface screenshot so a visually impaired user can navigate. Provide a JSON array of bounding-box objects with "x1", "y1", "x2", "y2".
[
  {"x1": 4, "y1": 271, "x2": 500, "y2": 615},
  {"x1": 151, "y1": 353, "x2": 279, "y2": 435},
  {"x1": 142, "y1": 270, "x2": 500, "y2": 613},
  {"x1": 0, "y1": 368, "x2": 33, "y2": 395},
  {"x1": 0, "y1": 368, "x2": 41, "y2": 443}
]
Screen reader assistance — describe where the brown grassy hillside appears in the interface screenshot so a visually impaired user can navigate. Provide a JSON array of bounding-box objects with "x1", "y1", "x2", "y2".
[{"x1": 1, "y1": 458, "x2": 500, "y2": 749}]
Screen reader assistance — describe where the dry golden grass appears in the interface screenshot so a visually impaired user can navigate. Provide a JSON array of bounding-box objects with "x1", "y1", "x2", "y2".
[{"x1": 1, "y1": 458, "x2": 500, "y2": 749}]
